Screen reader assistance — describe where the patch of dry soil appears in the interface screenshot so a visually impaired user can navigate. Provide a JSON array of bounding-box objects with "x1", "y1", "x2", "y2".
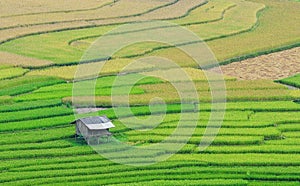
[
  {"x1": 210, "y1": 47, "x2": 300, "y2": 80},
  {"x1": 0, "y1": 51, "x2": 53, "y2": 67}
]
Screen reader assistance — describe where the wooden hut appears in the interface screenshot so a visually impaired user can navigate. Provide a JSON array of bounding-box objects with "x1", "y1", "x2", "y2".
[{"x1": 71, "y1": 116, "x2": 115, "y2": 145}]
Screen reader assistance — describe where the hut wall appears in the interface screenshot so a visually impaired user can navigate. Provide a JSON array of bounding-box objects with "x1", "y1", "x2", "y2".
[
  {"x1": 75, "y1": 123, "x2": 80, "y2": 135},
  {"x1": 76, "y1": 120, "x2": 89, "y2": 138},
  {"x1": 89, "y1": 129, "x2": 105, "y2": 136}
]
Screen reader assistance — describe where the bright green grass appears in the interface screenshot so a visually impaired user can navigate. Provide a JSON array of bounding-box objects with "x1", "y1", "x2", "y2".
[
  {"x1": 0, "y1": 64, "x2": 12, "y2": 69},
  {"x1": 278, "y1": 123, "x2": 300, "y2": 132},
  {"x1": 0, "y1": 127, "x2": 74, "y2": 145},
  {"x1": 0, "y1": 75, "x2": 64, "y2": 89},
  {"x1": 0, "y1": 106, "x2": 73, "y2": 123},
  {"x1": 40, "y1": 73, "x2": 297, "y2": 107},
  {"x1": 1, "y1": 143, "x2": 299, "y2": 184},
  {"x1": 0, "y1": 115, "x2": 74, "y2": 132},
  {"x1": 13, "y1": 86, "x2": 144, "y2": 102},
  {"x1": 251, "y1": 112, "x2": 300, "y2": 123},
  {"x1": 1, "y1": 152, "x2": 299, "y2": 183},
  {"x1": 170, "y1": 153, "x2": 300, "y2": 165},
  {"x1": 127, "y1": 134, "x2": 264, "y2": 146},
  {"x1": 41, "y1": 179, "x2": 249, "y2": 186},
  {"x1": 7, "y1": 158, "x2": 300, "y2": 177},
  {"x1": 204, "y1": 145, "x2": 300, "y2": 154},
  {"x1": 87, "y1": 101, "x2": 300, "y2": 120},
  {"x1": 0, "y1": 96, "x2": 13, "y2": 104},
  {"x1": 278, "y1": 73, "x2": 300, "y2": 88},
  {"x1": 27, "y1": 58, "x2": 178, "y2": 80},
  {"x1": 0, "y1": 140, "x2": 73, "y2": 152},
  {"x1": 283, "y1": 131, "x2": 300, "y2": 138},
  {"x1": 12, "y1": 74, "x2": 163, "y2": 101},
  {"x1": 0, "y1": 169, "x2": 246, "y2": 185},
  {"x1": 0, "y1": 146, "x2": 93, "y2": 159},
  {"x1": 0, "y1": 25, "x2": 115, "y2": 63},
  {"x1": 0, "y1": 75, "x2": 65, "y2": 96},
  {"x1": 125, "y1": 126, "x2": 280, "y2": 138},
  {"x1": 0, "y1": 66, "x2": 28, "y2": 80},
  {"x1": 141, "y1": 80, "x2": 287, "y2": 93},
  {"x1": 67, "y1": 88, "x2": 300, "y2": 106},
  {"x1": 2, "y1": 101, "x2": 299, "y2": 133},
  {"x1": 37, "y1": 73, "x2": 163, "y2": 91},
  {"x1": 0, "y1": 158, "x2": 299, "y2": 185},
  {"x1": 0, "y1": 99, "x2": 62, "y2": 112},
  {"x1": 7, "y1": 160, "x2": 300, "y2": 175},
  {"x1": 265, "y1": 138, "x2": 300, "y2": 145}
]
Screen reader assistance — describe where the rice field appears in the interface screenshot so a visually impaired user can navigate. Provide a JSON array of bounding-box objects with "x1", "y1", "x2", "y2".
[
  {"x1": 0, "y1": 0, "x2": 299, "y2": 185},
  {"x1": 208, "y1": 0, "x2": 300, "y2": 61},
  {"x1": 0, "y1": 0, "x2": 161, "y2": 28},
  {"x1": 0, "y1": 0, "x2": 204, "y2": 45},
  {"x1": 0, "y1": 0, "x2": 298, "y2": 66},
  {"x1": 0, "y1": 65, "x2": 29, "y2": 80},
  {"x1": 0, "y1": 94, "x2": 300, "y2": 185},
  {"x1": 278, "y1": 73, "x2": 300, "y2": 88},
  {"x1": 0, "y1": 0, "x2": 111, "y2": 17},
  {"x1": 0, "y1": 75, "x2": 65, "y2": 96},
  {"x1": 3, "y1": 0, "x2": 262, "y2": 63}
]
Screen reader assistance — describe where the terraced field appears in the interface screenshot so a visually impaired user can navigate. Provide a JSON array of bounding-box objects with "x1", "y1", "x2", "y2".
[
  {"x1": 0, "y1": 0, "x2": 299, "y2": 65},
  {"x1": 0, "y1": 0, "x2": 300, "y2": 185},
  {"x1": 0, "y1": 65, "x2": 29, "y2": 80},
  {"x1": 279, "y1": 73, "x2": 300, "y2": 89}
]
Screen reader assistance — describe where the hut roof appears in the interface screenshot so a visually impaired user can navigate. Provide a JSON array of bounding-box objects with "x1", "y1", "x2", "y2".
[{"x1": 71, "y1": 116, "x2": 115, "y2": 130}]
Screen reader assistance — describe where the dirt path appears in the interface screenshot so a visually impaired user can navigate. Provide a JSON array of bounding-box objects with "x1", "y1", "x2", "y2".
[{"x1": 210, "y1": 47, "x2": 300, "y2": 80}]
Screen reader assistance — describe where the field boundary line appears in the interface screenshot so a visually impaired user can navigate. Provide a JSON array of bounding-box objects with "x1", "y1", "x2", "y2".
[
  {"x1": 0, "y1": 0, "x2": 118, "y2": 19},
  {"x1": 67, "y1": 3, "x2": 237, "y2": 46},
  {"x1": 0, "y1": 0, "x2": 181, "y2": 31},
  {"x1": 9, "y1": 2, "x2": 264, "y2": 70},
  {"x1": 0, "y1": 0, "x2": 207, "y2": 45}
]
